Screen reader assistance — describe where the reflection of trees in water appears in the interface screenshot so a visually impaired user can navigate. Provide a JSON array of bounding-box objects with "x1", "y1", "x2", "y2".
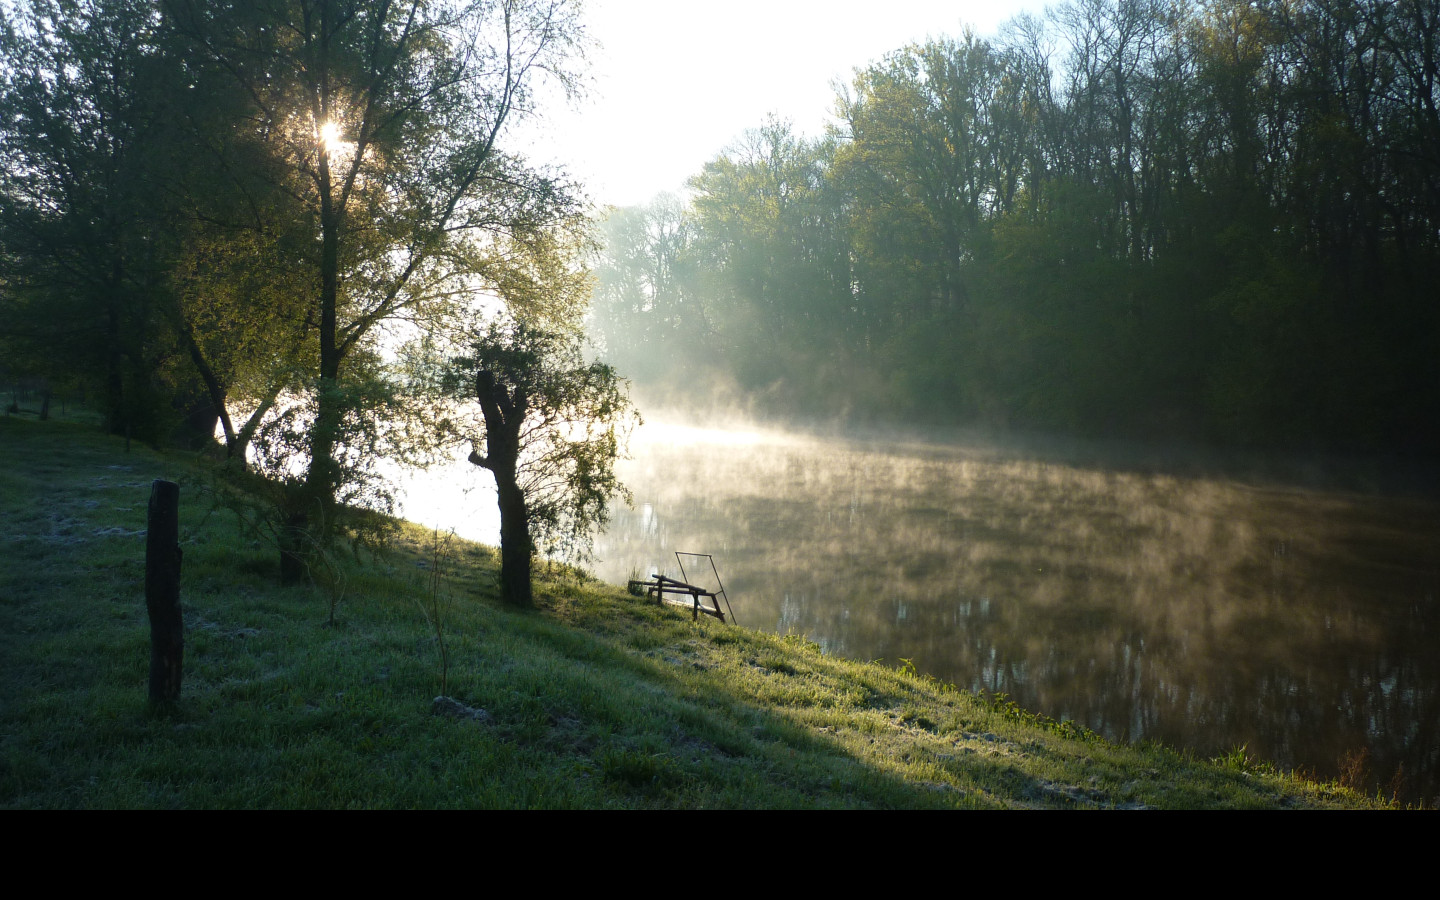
[{"x1": 593, "y1": 430, "x2": 1440, "y2": 804}]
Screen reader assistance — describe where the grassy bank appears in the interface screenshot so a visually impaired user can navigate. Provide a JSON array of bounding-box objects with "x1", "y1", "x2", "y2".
[{"x1": 0, "y1": 414, "x2": 1386, "y2": 808}]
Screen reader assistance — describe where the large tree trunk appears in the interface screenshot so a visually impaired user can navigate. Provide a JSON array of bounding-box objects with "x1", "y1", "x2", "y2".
[
  {"x1": 495, "y1": 474, "x2": 533, "y2": 607},
  {"x1": 472, "y1": 369, "x2": 532, "y2": 607},
  {"x1": 303, "y1": 379, "x2": 341, "y2": 522},
  {"x1": 290, "y1": 74, "x2": 344, "y2": 581},
  {"x1": 181, "y1": 322, "x2": 236, "y2": 454}
]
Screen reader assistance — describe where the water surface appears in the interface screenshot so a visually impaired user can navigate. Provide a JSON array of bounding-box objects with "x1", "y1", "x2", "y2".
[{"x1": 584, "y1": 421, "x2": 1440, "y2": 804}]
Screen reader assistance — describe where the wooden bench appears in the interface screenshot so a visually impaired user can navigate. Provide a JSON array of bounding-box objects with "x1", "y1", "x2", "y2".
[{"x1": 627, "y1": 574, "x2": 726, "y2": 623}]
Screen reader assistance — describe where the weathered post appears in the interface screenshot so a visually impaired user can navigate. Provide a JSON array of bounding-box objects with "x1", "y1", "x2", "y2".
[{"x1": 146, "y1": 480, "x2": 183, "y2": 702}]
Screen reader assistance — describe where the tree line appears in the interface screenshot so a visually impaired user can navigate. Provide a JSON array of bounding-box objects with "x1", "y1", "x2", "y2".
[
  {"x1": 592, "y1": 0, "x2": 1440, "y2": 455},
  {"x1": 1, "y1": 0, "x2": 633, "y2": 601}
]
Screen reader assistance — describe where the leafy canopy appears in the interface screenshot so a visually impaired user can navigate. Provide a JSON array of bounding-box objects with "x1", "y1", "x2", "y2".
[{"x1": 445, "y1": 317, "x2": 639, "y2": 563}]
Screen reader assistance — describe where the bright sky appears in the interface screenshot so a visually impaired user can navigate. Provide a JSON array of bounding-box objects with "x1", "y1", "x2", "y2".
[{"x1": 518, "y1": 0, "x2": 1054, "y2": 210}]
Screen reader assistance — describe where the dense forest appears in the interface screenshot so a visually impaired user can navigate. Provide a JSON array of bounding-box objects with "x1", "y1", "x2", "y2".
[
  {"x1": 5, "y1": 0, "x2": 1439, "y2": 464},
  {"x1": 0, "y1": 0, "x2": 618, "y2": 583},
  {"x1": 591, "y1": 0, "x2": 1440, "y2": 455}
]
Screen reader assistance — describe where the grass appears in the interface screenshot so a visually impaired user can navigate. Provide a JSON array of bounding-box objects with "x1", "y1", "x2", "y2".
[{"x1": 0, "y1": 413, "x2": 1390, "y2": 808}]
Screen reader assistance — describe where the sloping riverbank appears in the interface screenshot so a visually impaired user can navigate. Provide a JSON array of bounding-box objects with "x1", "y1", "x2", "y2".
[{"x1": 0, "y1": 415, "x2": 1388, "y2": 808}]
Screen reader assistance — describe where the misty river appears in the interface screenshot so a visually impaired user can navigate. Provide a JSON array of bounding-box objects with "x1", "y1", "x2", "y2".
[{"x1": 401, "y1": 416, "x2": 1440, "y2": 804}]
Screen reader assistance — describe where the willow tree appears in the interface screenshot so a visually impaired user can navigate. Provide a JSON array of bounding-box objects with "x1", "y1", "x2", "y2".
[
  {"x1": 424, "y1": 214, "x2": 634, "y2": 607},
  {"x1": 168, "y1": 0, "x2": 588, "y2": 577},
  {"x1": 448, "y1": 318, "x2": 632, "y2": 606}
]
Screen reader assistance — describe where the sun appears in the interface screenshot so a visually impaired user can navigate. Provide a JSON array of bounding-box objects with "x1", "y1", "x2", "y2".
[{"x1": 318, "y1": 120, "x2": 344, "y2": 154}]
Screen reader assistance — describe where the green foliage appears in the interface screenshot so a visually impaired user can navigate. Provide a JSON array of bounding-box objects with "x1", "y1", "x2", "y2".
[
  {"x1": 0, "y1": 418, "x2": 1396, "y2": 808},
  {"x1": 1213, "y1": 744, "x2": 1256, "y2": 774},
  {"x1": 684, "y1": 120, "x2": 858, "y2": 412},
  {"x1": 445, "y1": 318, "x2": 640, "y2": 563},
  {"x1": 171, "y1": 0, "x2": 590, "y2": 549},
  {"x1": 0, "y1": 0, "x2": 178, "y2": 440},
  {"x1": 2, "y1": 0, "x2": 594, "y2": 560},
  {"x1": 587, "y1": 0, "x2": 1440, "y2": 456},
  {"x1": 589, "y1": 195, "x2": 704, "y2": 384}
]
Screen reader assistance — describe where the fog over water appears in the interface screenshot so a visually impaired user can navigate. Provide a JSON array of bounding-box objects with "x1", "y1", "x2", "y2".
[
  {"x1": 398, "y1": 412, "x2": 1440, "y2": 803},
  {"x1": 606, "y1": 416, "x2": 1440, "y2": 803}
]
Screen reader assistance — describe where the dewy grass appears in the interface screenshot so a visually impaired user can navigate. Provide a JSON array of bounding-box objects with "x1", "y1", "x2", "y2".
[{"x1": 0, "y1": 416, "x2": 1392, "y2": 808}]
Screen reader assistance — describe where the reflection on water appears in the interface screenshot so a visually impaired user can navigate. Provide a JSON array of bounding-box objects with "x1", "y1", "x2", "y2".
[
  {"x1": 387, "y1": 452, "x2": 501, "y2": 543},
  {"x1": 591, "y1": 421, "x2": 1440, "y2": 804}
]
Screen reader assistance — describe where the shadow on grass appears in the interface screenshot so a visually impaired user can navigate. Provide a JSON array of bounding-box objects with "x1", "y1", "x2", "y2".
[{"x1": 0, "y1": 416, "x2": 1374, "y2": 809}]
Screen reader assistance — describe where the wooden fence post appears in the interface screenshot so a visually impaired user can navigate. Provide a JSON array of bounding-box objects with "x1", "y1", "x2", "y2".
[{"x1": 146, "y1": 480, "x2": 183, "y2": 702}]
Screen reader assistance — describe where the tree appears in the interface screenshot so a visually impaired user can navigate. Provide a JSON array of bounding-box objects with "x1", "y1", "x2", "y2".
[
  {"x1": 837, "y1": 34, "x2": 1004, "y2": 318},
  {"x1": 587, "y1": 192, "x2": 734, "y2": 393},
  {"x1": 0, "y1": 0, "x2": 180, "y2": 439},
  {"x1": 1, "y1": 0, "x2": 322, "y2": 455},
  {"x1": 163, "y1": 0, "x2": 589, "y2": 576},
  {"x1": 447, "y1": 319, "x2": 636, "y2": 607},
  {"x1": 686, "y1": 119, "x2": 857, "y2": 410}
]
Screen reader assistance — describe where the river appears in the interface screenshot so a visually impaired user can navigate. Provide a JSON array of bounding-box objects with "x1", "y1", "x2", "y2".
[{"x1": 402, "y1": 416, "x2": 1440, "y2": 805}]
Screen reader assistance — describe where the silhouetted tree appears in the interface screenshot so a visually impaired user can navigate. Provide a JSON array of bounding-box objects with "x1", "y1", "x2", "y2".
[
  {"x1": 450, "y1": 320, "x2": 636, "y2": 606},
  {"x1": 166, "y1": 0, "x2": 589, "y2": 576}
]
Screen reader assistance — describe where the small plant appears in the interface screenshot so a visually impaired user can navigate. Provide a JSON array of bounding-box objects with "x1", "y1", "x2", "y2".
[
  {"x1": 414, "y1": 527, "x2": 457, "y2": 696},
  {"x1": 1214, "y1": 744, "x2": 1252, "y2": 773},
  {"x1": 311, "y1": 537, "x2": 348, "y2": 627},
  {"x1": 1338, "y1": 746, "x2": 1371, "y2": 793},
  {"x1": 626, "y1": 567, "x2": 646, "y2": 597},
  {"x1": 188, "y1": 460, "x2": 378, "y2": 623},
  {"x1": 781, "y1": 632, "x2": 823, "y2": 655},
  {"x1": 899, "y1": 707, "x2": 937, "y2": 731},
  {"x1": 1387, "y1": 762, "x2": 1407, "y2": 805},
  {"x1": 757, "y1": 653, "x2": 797, "y2": 675},
  {"x1": 988, "y1": 692, "x2": 1024, "y2": 720}
]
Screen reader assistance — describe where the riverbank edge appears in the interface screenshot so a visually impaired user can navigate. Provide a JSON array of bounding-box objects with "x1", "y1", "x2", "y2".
[{"x1": 0, "y1": 414, "x2": 1388, "y2": 808}]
